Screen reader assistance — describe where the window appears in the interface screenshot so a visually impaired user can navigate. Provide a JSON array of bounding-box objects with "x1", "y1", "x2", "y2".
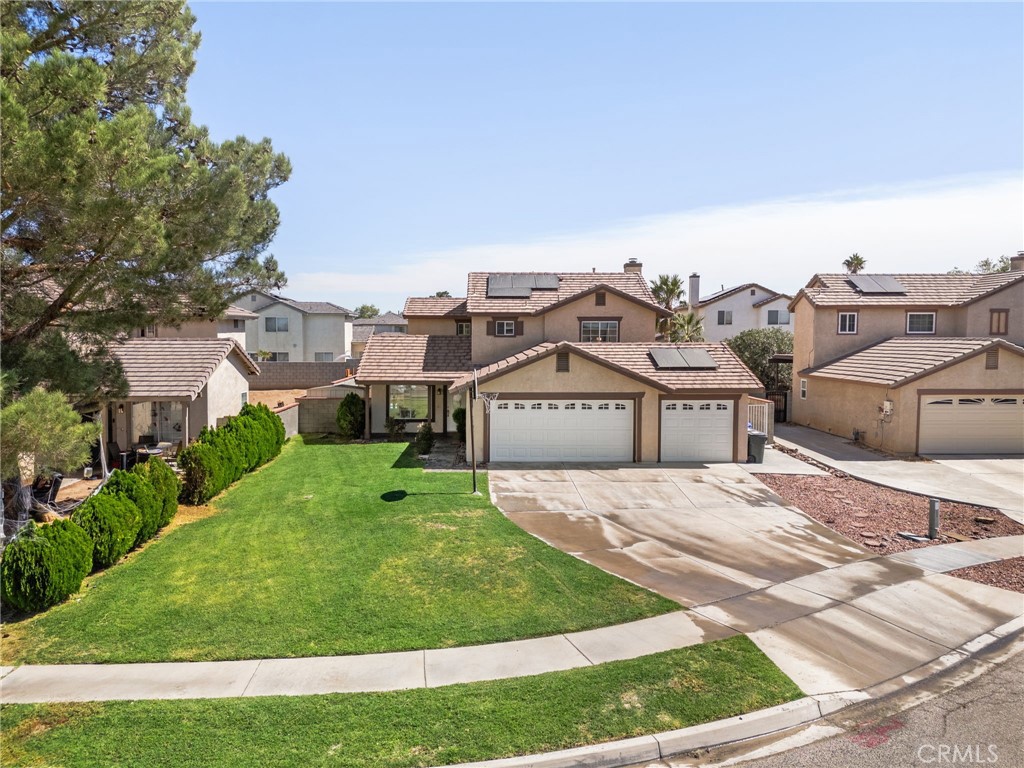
[
  {"x1": 531, "y1": 403, "x2": 542, "y2": 410},
  {"x1": 580, "y1": 320, "x2": 619, "y2": 342},
  {"x1": 986, "y1": 349, "x2": 999, "y2": 370},
  {"x1": 958, "y1": 398, "x2": 984, "y2": 405},
  {"x1": 800, "y1": 379, "x2": 807, "y2": 399},
  {"x1": 595, "y1": 291, "x2": 607, "y2": 306},
  {"x1": 681, "y1": 403, "x2": 693, "y2": 410},
  {"x1": 456, "y1": 321, "x2": 471, "y2": 336},
  {"x1": 699, "y1": 403, "x2": 711, "y2": 411},
  {"x1": 990, "y1": 309, "x2": 1009, "y2": 336},
  {"x1": 665, "y1": 403, "x2": 677, "y2": 411},
  {"x1": 581, "y1": 403, "x2": 593, "y2": 410},
  {"x1": 233, "y1": 319, "x2": 243, "y2": 329},
  {"x1": 138, "y1": 324, "x2": 157, "y2": 338},
  {"x1": 241, "y1": 392, "x2": 248, "y2": 406},
  {"x1": 993, "y1": 398, "x2": 1018, "y2": 405},
  {"x1": 768, "y1": 309, "x2": 790, "y2": 325},
  {"x1": 750, "y1": 289, "x2": 756, "y2": 295},
  {"x1": 514, "y1": 402, "x2": 525, "y2": 410},
  {"x1": 556, "y1": 352, "x2": 570, "y2": 372},
  {"x1": 615, "y1": 403, "x2": 627, "y2": 410},
  {"x1": 496, "y1": 403, "x2": 508, "y2": 410},
  {"x1": 388, "y1": 384, "x2": 431, "y2": 420},
  {"x1": 565, "y1": 403, "x2": 576, "y2": 410},
  {"x1": 547, "y1": 403, "x2": 559, "y2": 410},
  {"x1": 717, "y1": 310, "x2": 733, "y2": 326},
  {"x1": 251, "y1": 294, "x2": 257, "y2": 302},
  {"x1": 838, "y1": 312, "x2": 858, "y2": 334},
  {"x1": 265, "y1": 316, "x2": 289, "y2": 333},
  {"x1": 716, "y1": 403, "x2": 728, "y2": 410},
  {"x1": 906, "y1": 312, "x2": 936, "y2": 334},
  {"x1": 265, "y1": 352, "x2": 289, "y2": 362},
  {"x1": 495, "y1": 320, "x2": 516, "y2": 336},
  {"x1": 314, "y1": 352, "x2": 334, "y2": 362},
  {"x1": 598, "y1": 403, "x2": 609, "y2": 410}
]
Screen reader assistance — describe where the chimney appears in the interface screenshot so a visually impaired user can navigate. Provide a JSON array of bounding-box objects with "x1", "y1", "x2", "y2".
[
  {"x1": 1011, "y1": 251, "x2": 1024, "y2": 272},
  {"x1": 689, "y1": 273, "x2": 701, "y2": 309},
  {"x1": 623, "y1": 258, "x2": 643, "y2": 274}
]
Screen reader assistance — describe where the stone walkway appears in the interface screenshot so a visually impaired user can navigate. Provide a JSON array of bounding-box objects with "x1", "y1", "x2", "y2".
[{"x1": 2, "y1": 536, "x2": 1020, "y2": 704}]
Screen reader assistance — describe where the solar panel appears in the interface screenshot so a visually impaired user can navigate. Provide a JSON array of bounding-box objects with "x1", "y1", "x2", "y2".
[
  {"x1": 649, "y1": 348, "x2": 718, "y2": 370},
  {"x1": 848, "y1": 275, "x2": 906, "y2": 294},
  {"x1": 486, "y1": 274, "x2": 559, "y2": 297}
]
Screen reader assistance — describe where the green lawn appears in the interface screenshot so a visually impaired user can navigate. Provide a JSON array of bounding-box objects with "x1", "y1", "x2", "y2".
[
  {"x1": 1, "y1": 637, "x2": 803, "y2": 768},
  {"x1": 5, "y1": 437, "x2": 677, "y2": 664}
]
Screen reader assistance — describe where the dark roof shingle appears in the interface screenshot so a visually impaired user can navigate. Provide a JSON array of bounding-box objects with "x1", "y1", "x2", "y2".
[{"x1": 354, "y1": 312, "x2": 408, "y2": 326}]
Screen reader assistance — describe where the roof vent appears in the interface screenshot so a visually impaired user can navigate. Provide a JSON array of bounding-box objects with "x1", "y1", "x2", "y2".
[
  {"x1": 848, "y1": 275, "x2": 906, "y2": 294},
  {"x1": 649, "y1": 348, "x2": 718, "y2": 370},
  {"x1": 486, "y1": 273, "x2": 559, "y2": 298}
]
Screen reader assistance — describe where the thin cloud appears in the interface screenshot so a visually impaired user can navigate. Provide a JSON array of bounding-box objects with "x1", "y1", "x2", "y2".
[{"x1": 289, "y1": 173, "x2": 1022, "y2": 310}]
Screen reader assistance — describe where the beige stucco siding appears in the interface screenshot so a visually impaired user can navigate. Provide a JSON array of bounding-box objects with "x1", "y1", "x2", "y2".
[
  {"x1": 471, "y1": 316, "x2": 546, "y2": 365},
  {"x1": 202, "y1": 354, "x2": 251, "y2": 431},
  {"x1": 542, "y1": 293, "x2": 659, "y2": 344},
  {"x1": 701, "y1": 289, "x2": 792, "y2": 343},
  {"x1": 794, "y1": 350, "x2": 1024, "y2": 455},
  {"x1": 466, "y1": 351, "x2": 750, "y2": 463},
  {"x1": 962, "y1": 285, "x2": 1024, "y2": 344},
  {"x1": 247, "y1": 304, "x2": 305, "y2": 359},
  {"x1": 304, "y1": 315, "x2": 351, "y2": 361},
  {"x1": 407, "y1": 317, "x2": 465, "y2": 335}
]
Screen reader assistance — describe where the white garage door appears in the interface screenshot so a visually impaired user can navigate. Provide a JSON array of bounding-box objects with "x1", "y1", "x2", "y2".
[
  {"x1": 919, "y1": 395, "x2": 1024, "y2": 454},
  {"x1": 490, "y1": 399, "x2": 633, "y2": 462},
  {"x1": 661, "y1": 400, "x2": 734, "y2": 462}
]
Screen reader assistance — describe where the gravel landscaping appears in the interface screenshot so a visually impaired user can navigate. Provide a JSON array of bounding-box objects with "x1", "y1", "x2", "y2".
[{"x1": 948, "y1": 557, "x2": 1024, "y2": 594}]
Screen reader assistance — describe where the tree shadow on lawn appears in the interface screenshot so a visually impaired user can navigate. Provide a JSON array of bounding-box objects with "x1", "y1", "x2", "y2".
[{"x1": 391, "y1": 443, "x2": 423, "y2": 469}]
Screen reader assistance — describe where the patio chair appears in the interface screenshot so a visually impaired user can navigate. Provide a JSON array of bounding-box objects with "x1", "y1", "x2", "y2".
[{"x1": 107, "y1": 441, "x2": 134, "y2": 470}]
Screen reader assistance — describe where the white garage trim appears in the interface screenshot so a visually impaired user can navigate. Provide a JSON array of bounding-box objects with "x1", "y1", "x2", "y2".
[
  {"x1": 486, "y1": 393, "x2": 640, "y2": 463},
  {"x1": 918, "y1": 392, "x2": 1024, "y2": 454},
  {"x1": 660, "y1": 397, "x2": 737, "y2": 462}
]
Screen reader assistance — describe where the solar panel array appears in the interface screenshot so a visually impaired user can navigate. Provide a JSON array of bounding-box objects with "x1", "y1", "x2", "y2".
[
  {"x1": 648, "y1": 348, "x2": 718, "y2": 370},
  {"x1": 486, "y1": 273, "x2": 560, "y2": 297},
  {"x1": 847, "y1": 275, "x2": 907, "y2": 294}
]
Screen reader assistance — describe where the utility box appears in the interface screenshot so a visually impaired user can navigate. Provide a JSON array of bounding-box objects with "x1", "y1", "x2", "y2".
[{"x1": 747, "y1": 431, "x2": 768, "y2": 464}]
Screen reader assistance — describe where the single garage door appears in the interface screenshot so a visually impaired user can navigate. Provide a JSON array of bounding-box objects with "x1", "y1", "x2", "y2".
[
  {"x1": 490, "y1": 399, "x2": 633, "y2": 462},
  {"x1": 661, "y1": 400, "x2": 734, "y2": 462},
  {"x1": 919, "y1": 395, "x2": 1024, "y2": 454}
]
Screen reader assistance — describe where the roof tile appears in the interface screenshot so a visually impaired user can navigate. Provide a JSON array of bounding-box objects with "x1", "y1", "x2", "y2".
[
  {"x1": 793, "y1": 272, "x2": 1024, "y2": 308},
  {"x1": 113, "y1": 339, "x2": 258, "y2": 400},
  {"x1": 465, "y1": 272, "x2": 661, "y2": 315},
  {"x1": 402, "y1": 298, "x2": 469, "y2": 317},
  {"x1": 355, "y1": 334, "x2": 472, "y2": 383}
]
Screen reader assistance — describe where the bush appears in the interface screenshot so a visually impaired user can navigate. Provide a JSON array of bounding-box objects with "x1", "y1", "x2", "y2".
[
  {"x1": 335, "y1": 393, "x2": 365, "y2": 441},
  {"x1": 0, "y1": 519, "x2": 93, "y2": 613},
  {"x1": 452, "y1": 407, "x2": 466, "y2": 443},
  {"x1": 384, "y1": 416, "x2": 406, "y2": 442},
  {"x1": 71, "y1": 493, "x2": 141, "y2": 570},
  {"x1": 178, "y1": 403, "x2": 286, "y2": 504},
  {"x1": 414, "y1": 421, "x2": 435, "y2": 455},
  {"x1": 103, "y1": 469, "x2": 161, "y2": 547},
  {"x1": 133, "y1": 457, "x2": 180, "y2": 527}
]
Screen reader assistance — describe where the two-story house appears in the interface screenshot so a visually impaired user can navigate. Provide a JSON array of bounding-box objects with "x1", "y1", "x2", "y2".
[
  {"x1": 790, "y1": 261, "x2": 1024, "y2": 455},
  {"x1": 351, "y1": 312, "x2": 408, "y2": 359},
  {"x1": 240, "y1": 290, "x2": 356, "y2": 362},
  {"x1": 135, "y1": 304, "x2": 257, "y2": 347},
  {"x1": 356, "y1": 262, "x2": 764, "y2": 463},
  {"x1": 687, "y1": 274, "x2": 793, "y2": 343}
]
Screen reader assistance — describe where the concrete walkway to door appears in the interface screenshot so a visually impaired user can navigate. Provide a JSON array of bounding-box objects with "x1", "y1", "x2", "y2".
[{"x1": 488, "y1": 464, "x2": 1024, "y2": 696}]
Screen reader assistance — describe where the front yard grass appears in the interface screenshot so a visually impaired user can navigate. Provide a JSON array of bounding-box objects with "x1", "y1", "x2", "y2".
[
  {"x1": 4, "y1": 437, "x2": 677, "y2": 664},
  {"x1": 1, "y1": 636, "x2": 803, "y2": 768}
]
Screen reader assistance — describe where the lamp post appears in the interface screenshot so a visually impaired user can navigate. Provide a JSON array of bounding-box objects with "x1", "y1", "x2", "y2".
[{"x1": 468, "y1": 368, "x2": 480, "y2": 495}]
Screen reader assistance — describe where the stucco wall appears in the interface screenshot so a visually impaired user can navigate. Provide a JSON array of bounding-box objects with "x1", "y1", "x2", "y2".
[
  {"x1": 700, "y1": 287, "x2": 788, "y2": 342},
  {"x1": 542, "y1": 293, "x2": 660, "y2": 344},
  {"x1": 806, "y1": 306, "x2": 959, "y2": 369},
  {"x1": 247, "y1": 303, "x2": 305, "y2": 359},
  {"x1": 275, "y1": 403, "x2": 299, "y2": 439},
  {"x1": 304, "y1": 314, "x2": 351, "y2": 361},
  {"x1": 962, "y1": 284, "x2": 1024, "y2": 344},
  {"x1": 471, "y1": 316, "x2": 546, "y2": 365},
  {"x1": 205, "y1": 353, "x2": 251, "y2": 429},
  {"x1": 465, "y1": 350, "x2": 750, "y2": 464},
  {"x1": 407, "y1": 317, "x2": 465, "y2": 335}
]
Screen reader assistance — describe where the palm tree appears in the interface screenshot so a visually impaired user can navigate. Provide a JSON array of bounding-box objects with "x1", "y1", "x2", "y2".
[
  {"x1": 650, "y1": 274, "x2": 685, "y2": 335},
  {"x1": 843, "y1": 253, "x2": 866, "y2": 274},
  {"x1": 668, "y1": 311, "x2": 704, "y2": 343}
]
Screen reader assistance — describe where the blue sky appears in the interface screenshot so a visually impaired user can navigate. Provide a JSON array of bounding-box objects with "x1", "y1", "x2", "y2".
[{"x1": 188, "y1": 2, "x2": 1023, "y2": 311}]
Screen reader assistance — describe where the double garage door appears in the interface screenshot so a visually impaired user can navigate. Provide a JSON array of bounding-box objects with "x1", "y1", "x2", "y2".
[
  {"x1": 919, "y1": 394, "x2": 1024, "y2": 454},
  {"x1": 488, "y1": 398, "x2": 735, "y2": 463}
]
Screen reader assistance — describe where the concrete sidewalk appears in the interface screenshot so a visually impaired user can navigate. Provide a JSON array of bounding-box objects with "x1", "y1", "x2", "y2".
[{"x1": 775, "y1": 425, "x2": 1024, "y2": 523}]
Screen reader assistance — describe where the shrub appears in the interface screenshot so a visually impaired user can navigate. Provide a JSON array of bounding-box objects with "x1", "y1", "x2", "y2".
[
  {"x1": 414, "y1": 421, "x2": 435, "y2": 455},
  {"x1": 335, "y1": 393, "x2": 365, "y2": 440},
  {"x1": 103, "y1": 469, "x2": 161, "y2": 547},
  {"x1": 71, "y1": 492, "x2": 141, "y2": 570},
  {"x1": 384, "y1": 416, "x2": 406, "y2": 442},
  {"x1": 133, "y1": 457, "x2": 180, "y2": 527},
  {"x1": 178, "y1": 441, "x2": 222, "y2": 505},
  {"x1": 452, "y1": 407, "x2": 466, "y2": 443},
  {"x1": 0, "y1": 520, "x2": 93, "y2": 613}
]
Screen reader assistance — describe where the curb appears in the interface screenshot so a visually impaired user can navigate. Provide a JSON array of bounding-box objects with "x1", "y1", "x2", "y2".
[{"x1": 433, "y1": 619, "x2": 1023, "y2": 768}]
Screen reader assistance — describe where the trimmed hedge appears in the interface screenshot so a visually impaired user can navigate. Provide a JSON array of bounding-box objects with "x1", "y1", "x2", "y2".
[
  {"x1": 452, "y1": 407, "x2": 466, "y2": 443},
  {"x1": 104, "y1": 469, "x2": 161, "y2": 547},
  {"x1": 335, "y1": 393, "x2": 365, "y2": 441},
  {"x1": 71, "y1": 493, "x2": 141, "y2": 570},
  {"x1": 0, "y1": 520, "x2": 94, "y2": 613},
  {"x1": 414, "y1": 421, "x2": 435, "y2": 455},
  {"x1": 178, "y1": 403, "x2": 286, "y2": 504},
  {"x1": 133, "y1": 456, "x2": 180, "y2": 527}
]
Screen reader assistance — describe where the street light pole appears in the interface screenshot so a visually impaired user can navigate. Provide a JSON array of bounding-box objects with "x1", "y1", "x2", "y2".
[{"x1": 469, "y1": 368, "x2": 480, "y2": 495}]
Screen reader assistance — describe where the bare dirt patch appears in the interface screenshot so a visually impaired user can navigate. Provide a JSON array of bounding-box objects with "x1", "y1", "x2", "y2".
[
  {"x1": 248, "y1": 389, "x2": 307, "y2": 409},
  {"x1": 163, "y1": 504, "x2": 219, "y2": 532},
  {"x1": 757, "y1": 472, "x2": 1024, "y2": 556},
  {"x1": 948, "y1": 557, "x2": 1024, "y2": 594}
]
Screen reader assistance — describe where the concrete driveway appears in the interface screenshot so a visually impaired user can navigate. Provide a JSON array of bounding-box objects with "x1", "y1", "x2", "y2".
[
  {"x1": 489, "y1": 463, "x2": 1024, "y2": 696},
  {"x1": 775, "y1": 425, "x2": 1024, "y2": 523}
]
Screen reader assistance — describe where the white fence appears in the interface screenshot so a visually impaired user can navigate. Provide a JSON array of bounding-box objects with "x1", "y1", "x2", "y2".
[{"x1": 748, "y1": 397, "x2": 774, "y2": 443}]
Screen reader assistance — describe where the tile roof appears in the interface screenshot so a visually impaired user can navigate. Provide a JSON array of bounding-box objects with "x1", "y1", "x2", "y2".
[
  {"x1": 792, "y1": 272, "x2": 1024, "y2": 308},
  {"x1": 288, "y1": 300, "x2": 355, "y2": 315},
  {"x1": 803, "y1": 337, "x2": 1024, "y2": 387},
  {"x1": 355, "y1": 334, "x2": 472, "y2": 384},
  {"x1": 222, "y1": 304, "x2": 259, "y2": 319},
  {"x1": 112, "y1": 338, "x2": 259, "y2": 400},
  {"x1": 465, "y1": 272, "x2": 665, "y2": 316},
  {"x1": 403, "y1": 297, "x2": 469, "y2": 317},
  {"x1": 450, "y1": 342, "x2": 762, "y2": 393},
  {"x1": 353, "y1": 311, "x2": 408, "y2": 326}
]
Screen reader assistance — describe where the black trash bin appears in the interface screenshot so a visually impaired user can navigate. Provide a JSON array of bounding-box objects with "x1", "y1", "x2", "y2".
[{"x1": 747, "y1": 431, "x2": 767, "y2": 464}]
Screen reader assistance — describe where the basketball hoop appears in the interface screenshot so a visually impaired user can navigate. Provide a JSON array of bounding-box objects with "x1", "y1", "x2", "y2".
[{"x1": 478, "y1": 392, "x2": 500, "y2": 413}]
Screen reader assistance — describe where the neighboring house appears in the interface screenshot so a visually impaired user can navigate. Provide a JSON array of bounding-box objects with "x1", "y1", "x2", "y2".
[
  {"x1": 356, "y1": 261, "x2": 765, "y2": 463},
  {"x1": 104, "y1": 338, "x2": 260, "y2": 466},
  {"x1": 687, "y1": 274, "x2": 793, "y2": 342},
  {"x1": 790, "y1": 261, "x2": 1024, "y2": 455},
  {"x1": 240, "y1": 290, "x2": 355, "y2": 362},
  {"x1": 135, "y1": 304, "x2": 258, "y2": 347},
  {"x1": 351, "y1": 312, "x2": 408, "y2": 359}
]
